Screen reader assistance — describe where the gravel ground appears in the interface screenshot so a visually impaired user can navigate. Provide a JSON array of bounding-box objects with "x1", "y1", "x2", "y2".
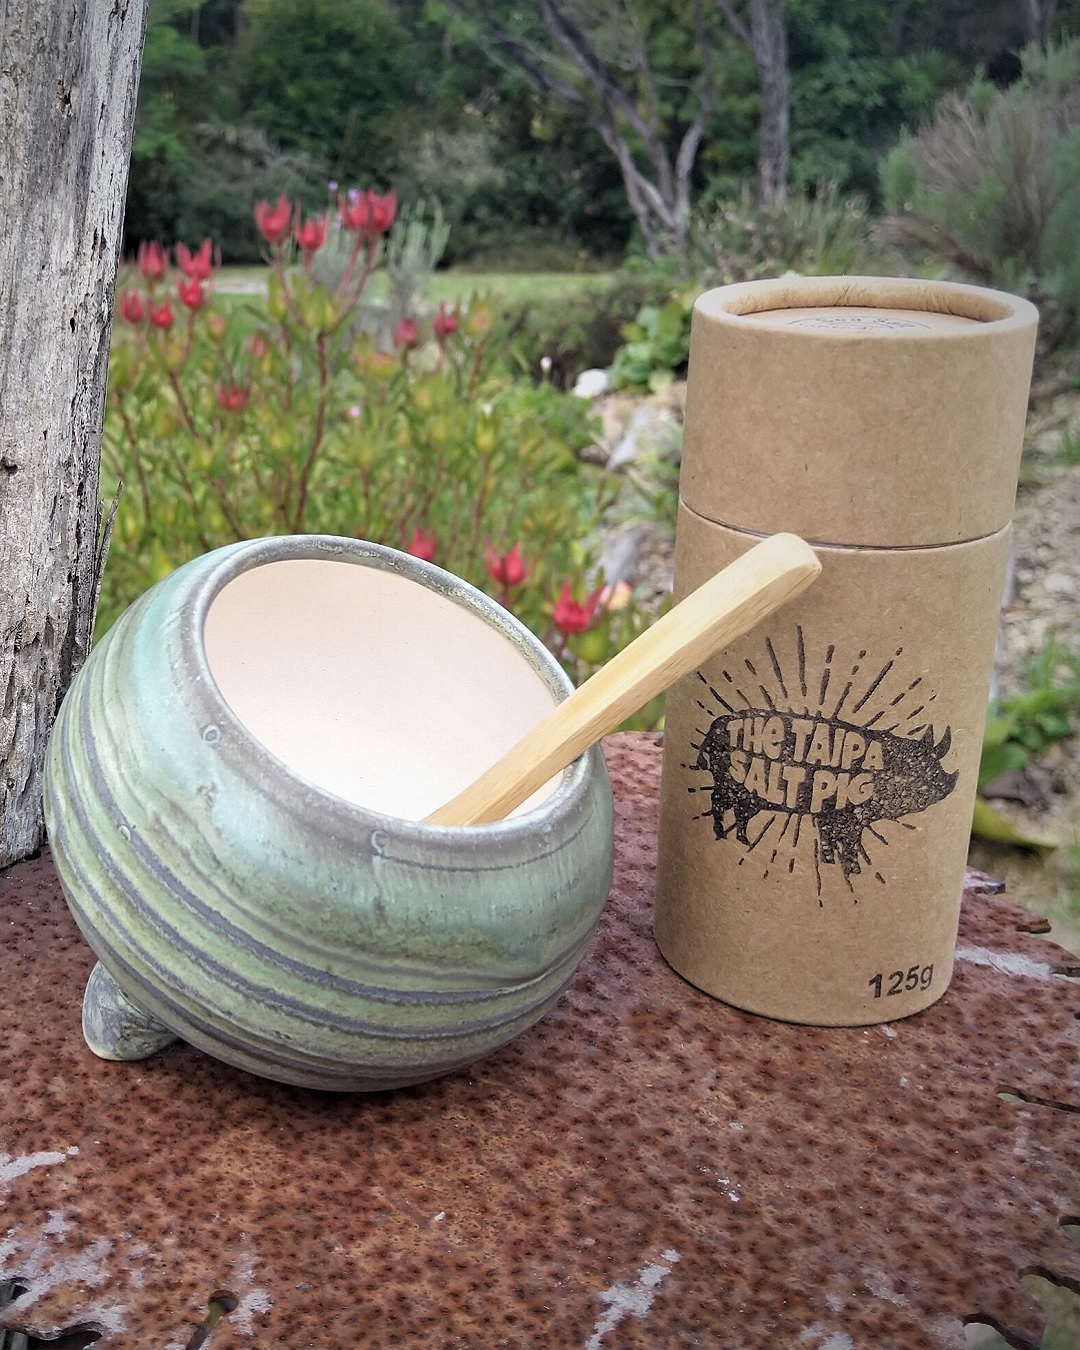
[
  {"x1": 971, "y1": 393, "x2": 1080, "y2": 957},
  {"x1": 1000, "y1": 393, "x2": 1080, "y2": 692}
]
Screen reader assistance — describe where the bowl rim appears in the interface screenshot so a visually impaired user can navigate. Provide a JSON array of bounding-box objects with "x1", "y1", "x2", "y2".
[{"x1": 176, "y1": 533, "x2": 603, "y2": 842}]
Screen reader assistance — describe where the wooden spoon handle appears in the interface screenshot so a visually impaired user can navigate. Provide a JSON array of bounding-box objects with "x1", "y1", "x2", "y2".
[{"x1": 425, "y1": 533, "x2": 821, "y2": 827}]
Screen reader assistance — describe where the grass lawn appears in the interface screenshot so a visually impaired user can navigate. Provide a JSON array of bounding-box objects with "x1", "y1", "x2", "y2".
[
  {"x1": 429, "y1": 271, "x2": 615, "y2": 305},
  {"x1": 213, "y1": 265, "x2": 615, "y2": 306}
]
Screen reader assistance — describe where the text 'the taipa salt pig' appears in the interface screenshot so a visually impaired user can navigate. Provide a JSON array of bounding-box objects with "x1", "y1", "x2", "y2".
[
  {"x1": 44, "y1": 536, "x2": 614, "y2": 1090},
  {"x1": 654, "y1": 276, "x2": 1038, "y2": 1026}
]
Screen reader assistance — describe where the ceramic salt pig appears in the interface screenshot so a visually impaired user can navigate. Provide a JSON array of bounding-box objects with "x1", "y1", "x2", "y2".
[
  {"x1": 654, "y1": 276, "x2": 1038, "y2": 1026},
  {"x1": 44, "y1": 535, "x2": 614, "y2": 1090}
]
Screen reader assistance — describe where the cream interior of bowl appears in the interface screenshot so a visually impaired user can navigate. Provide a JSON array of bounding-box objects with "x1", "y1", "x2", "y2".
[
  {"x1": 738, "y1": 305, "x2": 984, "y2": 332},
  {"x1": 203, "y1": 559, "x2": 562, "y2": 821}
]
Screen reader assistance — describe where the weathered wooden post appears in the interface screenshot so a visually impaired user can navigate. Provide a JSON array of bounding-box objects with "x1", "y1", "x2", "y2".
[{"x1": 0, "y1": 0, "x2": 148, "y2": 866}]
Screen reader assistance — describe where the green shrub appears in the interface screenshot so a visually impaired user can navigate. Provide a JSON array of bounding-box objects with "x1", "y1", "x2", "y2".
[
  {"x1": 170, "y1": 124, "x2": 328, "y2": 263},
  {"x1": 311, "y1": 198, "x2": 451, "y2": 345},
  {"x1": 785, "y1": 13, "x2": 960, "y2": 205},
  {"x1": 691, "y1": 180, "x2": 873, "y2": 284},
  {"x1": 601, "y1": 183, "x2": 871, "y2": 393},
  {"x1": 880, "y1": 40, "x2": 1080, "y2": 319},
  {"x1": 101, "y1": 194, "x2": 658, "y2": 698},
  {"x1": 500, "y1": 271, "x2": 672, "y2": 388},
  {"x1": 105, "y1": 297, "x2": 595, "y2": 643}
]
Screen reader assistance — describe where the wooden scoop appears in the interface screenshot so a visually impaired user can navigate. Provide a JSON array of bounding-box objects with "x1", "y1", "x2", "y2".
[{"x1": 425, "y1": 532, "x2": 821, "y2": 827}]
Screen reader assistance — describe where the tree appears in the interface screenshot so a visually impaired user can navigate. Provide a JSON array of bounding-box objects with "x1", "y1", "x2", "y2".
[
  {"x1": 889, "y1": 0, "x2": 1080, "y2": 71},
  {"x1": 782, "y1": 0, "x2": 959, "y2": 201},
  {"x1": 0, "y1": 0, "x2": 149, "y2": 867},
  {"x1": 124, "y1": 0, "x2": 333, "y2": 260},
  {"x1": 1019, "y1": 0, "x2": 1060, "y2": 47},
  {"x1": 124, "y1": 0, "x2": 214, "y2": 246},
  {"x1": 435, "y1": 0, "x2": 717, "y2": 258},
  {"x1": 714, "y1": 0, "x2": 790, "y2": 202},
  {"x1": 432, "y1": 0, "x2": 797, "y2": 245},
  {"x1": 238, "y1": 0, "x2": 416, "y2": 188}
]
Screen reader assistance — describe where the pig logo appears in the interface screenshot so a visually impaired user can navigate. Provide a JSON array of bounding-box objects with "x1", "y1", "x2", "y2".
[{"x1": 686, "y1": 631, "x2": 959, "y2": 894}]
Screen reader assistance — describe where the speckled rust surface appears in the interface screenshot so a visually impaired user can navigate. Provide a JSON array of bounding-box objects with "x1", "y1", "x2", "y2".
[{"x1": 1, "y1": 733, "x2": 1078, "y2": 1350}]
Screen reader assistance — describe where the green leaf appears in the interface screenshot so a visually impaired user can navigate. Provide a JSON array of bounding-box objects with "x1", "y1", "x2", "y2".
[
  {"x1": 981, "y1": 711, "x2": 1018, "y2": 748},
  {"x1": 267, "y1": 271, "x2": 287, "y2": 321},
  {"x1": 977, "y1": 739, "x2": 1029, "y2": 789},
  {"x1": 654, "y1": 298, "x2": 688, "y2": 340},
  {"x1": 971, "y1": 796, "x2": 1059, "y2": 851},
  {"x1": 1037, "y1": 711, "x2": 1073, "y2": 740}
]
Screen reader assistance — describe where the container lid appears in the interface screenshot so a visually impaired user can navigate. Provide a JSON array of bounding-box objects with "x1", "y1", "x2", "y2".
[{"x1": 679, "y1": 276, "x2": 1039, "y2": 547}]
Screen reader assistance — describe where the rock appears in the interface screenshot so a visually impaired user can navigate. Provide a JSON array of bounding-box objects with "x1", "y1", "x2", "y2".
[
  {"x1": 595, "y1": 391, "x2": 642, "y2": 457},
  {"x1": 980, "y1": 768, "x2": 1049, "y2": 810},
  {"x1": 597, "y1": 524, "x2": 648, "y2": 587},
  {"x1": 576, "y1": 439, "x2": 612, "y2": 467},
  {"x1": 572, "y1": 368, "x2": 611, "y2": 399},
  {"x1": 607, "y1": 402, "x2": 681, "y2": 470},
  {"x1": 1042, "y1": 571, "x2": 1075, "y2": 597}
]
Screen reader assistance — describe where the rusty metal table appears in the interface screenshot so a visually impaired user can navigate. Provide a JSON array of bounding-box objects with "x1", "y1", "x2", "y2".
[{"x1": 1, "y1": 734, "x2": 1078, "y2": 1349}]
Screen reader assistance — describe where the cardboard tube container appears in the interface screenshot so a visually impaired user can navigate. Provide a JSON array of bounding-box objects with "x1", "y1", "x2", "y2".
[{"x1": 654, "y1": 276, "x2": 1038, "y2": 1025}]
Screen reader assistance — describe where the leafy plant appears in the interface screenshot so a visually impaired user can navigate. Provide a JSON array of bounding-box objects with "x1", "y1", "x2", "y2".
[
  {"x1": 310, "y1": 195, "x2": 450, "y2": 347},
  {"x1": 101, "y1": 188, "x2": 661, "y2": 709},
  {"x1": 784, "y1": 4, "x2": 959, "y2": 202},
  {"x1": 1057, "y1": 425, "x2": 1080, "y2": 464},
  {"x1": 609, "y1": 294, "x2": 695, "y2": 393},
  {"x1": 970, "y1": 641, "x2": 1079, "y2": 850},
  {"x1": 978, "y1": 640, "x2": 1080, "y2": 790},
  {"x1": 381, "y1": 199, "x2": 452, "y2": 327}
]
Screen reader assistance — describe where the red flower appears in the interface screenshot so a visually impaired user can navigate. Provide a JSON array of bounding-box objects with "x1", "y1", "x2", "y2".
[
  {"x1": 406, "y1": 528, "x2": 436, "y2": 562},
  {"x1": 253, "y1": 194, "x2": 292, "y2": 245},
  {"x1": 177, "y1": 276, "x2": 206, "y2": 310},
  {"x1": 137, "y1": 240, "x2": 168, "y2": 282},
  {"x1": 295, "y1": 213, "x2": 328, "y2": 259},
  {"x1": 339, "y1": 188, "x2": 397, "y2": 236},
  {"x1": 149, "y1": 299, "x2": 173, "y2": 330},
  {"x1": 485, "y1": 543, "x2": 526, "y2": 589},
  {"x1": 119, "y1": 290, "x2": 144, "y2": 324},
  {"x1": 371, "y1": 188, "x2": 397, "y2": 233},
  {"x1": 338, "y1": 195, "x2": 365, "y2": 232},
  {"x1": 217, "y1": 383, "x2": 250, "y2": 413},
  {"x1": 248, "y1": 333, "x2": 270, "y2": 359},
  {"x1": 392, "y1": 316, "x2": 418, "y2": 350},
  {"x1": 553, "y1": 582, "x2": 603, "y2": 636},
  {"x1": 176, "y1": 238, "x2": 214, "y2": 281},
  {"x1": 433, "y1": 302, "x2": 458, "y2": 343}
]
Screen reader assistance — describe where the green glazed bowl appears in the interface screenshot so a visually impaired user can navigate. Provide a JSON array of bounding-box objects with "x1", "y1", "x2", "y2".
[{"x1": 44, "y1": 536, "x2": 614, "y2": 1091}]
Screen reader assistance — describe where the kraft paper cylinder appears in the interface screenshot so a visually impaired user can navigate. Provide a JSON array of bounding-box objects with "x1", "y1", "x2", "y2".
[
  {"x1": 655, "y1": 276, "x2": 1038, "y2": 1026},
  {"x1": 656, "y1": 505, "x2": 1008, "y2": 1024},
  {"x1": 679, "y1": 276, "x2": 1038, "y2": 547}
]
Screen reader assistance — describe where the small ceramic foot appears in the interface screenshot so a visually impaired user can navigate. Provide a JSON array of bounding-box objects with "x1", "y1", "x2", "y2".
[{"x1": 82, "y1": 961, "x2": 179, "y2": 1061}]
